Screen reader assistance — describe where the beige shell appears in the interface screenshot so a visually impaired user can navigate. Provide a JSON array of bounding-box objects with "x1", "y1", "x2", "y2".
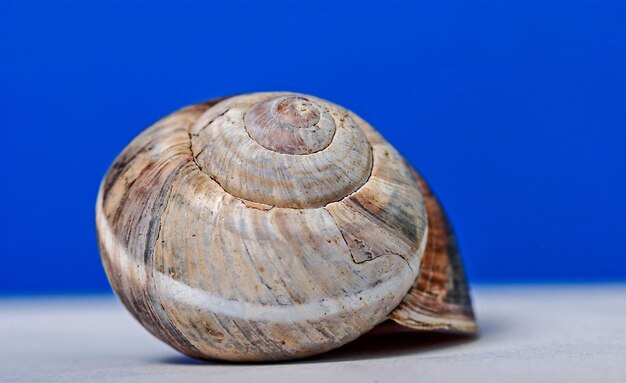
[{"x1": 96, "y1": 92, "x2": 477, "y2": 362}]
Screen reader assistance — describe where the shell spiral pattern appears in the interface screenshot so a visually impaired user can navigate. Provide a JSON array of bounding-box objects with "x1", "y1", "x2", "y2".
[{"x1": 96, "y1": 92, "x2": 477, "y2": 362}]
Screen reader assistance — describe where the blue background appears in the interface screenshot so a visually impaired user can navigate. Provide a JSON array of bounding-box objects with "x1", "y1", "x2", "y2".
[{"x1": 1, "y1": 0, "x2": 625, "y2": 294}]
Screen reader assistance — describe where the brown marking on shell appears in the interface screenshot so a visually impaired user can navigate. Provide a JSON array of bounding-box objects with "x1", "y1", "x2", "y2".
[
  {"x1": 97, "y1": 101, "x2": 223, "y2": 359},
  {"x1": 388, "y1": 167, "x2": 478, "y2": 334}
]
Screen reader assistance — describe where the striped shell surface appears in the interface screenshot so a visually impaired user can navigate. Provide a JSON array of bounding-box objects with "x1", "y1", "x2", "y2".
[{"x1": 96, "y1": 92, "x2": 477, "y2": 361}]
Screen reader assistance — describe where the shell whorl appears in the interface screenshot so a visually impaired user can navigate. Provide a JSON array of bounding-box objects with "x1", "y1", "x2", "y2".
[
  {"x1": 190, "y1": 93, "x2": 373, "y2": 208},
  {"x1": 245, "y1": 95, "x2": 336, "y2": 155},
  {"x1": 96, "y1": 91, "x2": 451, "y2": 361}
]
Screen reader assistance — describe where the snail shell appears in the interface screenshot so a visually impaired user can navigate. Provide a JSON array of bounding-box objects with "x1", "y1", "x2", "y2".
[{"x1": 96, "y1": 92, "x2": 477, "y2": 362}]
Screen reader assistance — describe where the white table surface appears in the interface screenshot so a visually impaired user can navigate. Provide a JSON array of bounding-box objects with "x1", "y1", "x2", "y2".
[{"x1": 1, "y1": 284, "x2": 625, "y2": 383}]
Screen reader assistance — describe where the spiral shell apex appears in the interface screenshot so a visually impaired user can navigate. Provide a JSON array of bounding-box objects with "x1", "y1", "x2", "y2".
[
  {"x1": 96, "y1": 92, "x2": 477, "y2": 362},
  {"x1": 191, "y1": 93, "x2": 373, "y2": 208}
]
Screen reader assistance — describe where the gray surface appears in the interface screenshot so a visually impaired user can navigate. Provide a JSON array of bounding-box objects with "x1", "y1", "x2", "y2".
[{"x1": 1, "y1": 284, "x2": 625, "y2": 383}]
